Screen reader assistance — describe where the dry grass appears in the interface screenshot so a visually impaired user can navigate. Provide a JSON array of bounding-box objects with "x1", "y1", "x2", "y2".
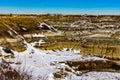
[
  {"x1": 66, "y1": 60, "x2": 120, "y2": 72},
  {"x1": 0, "y1": 59, "x2": 33, "y2": 80}
]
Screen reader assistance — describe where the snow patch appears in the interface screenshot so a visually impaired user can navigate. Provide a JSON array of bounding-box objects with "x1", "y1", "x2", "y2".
[{"x1": 32, "y1": 33, "x2": 45, "y2": 38}]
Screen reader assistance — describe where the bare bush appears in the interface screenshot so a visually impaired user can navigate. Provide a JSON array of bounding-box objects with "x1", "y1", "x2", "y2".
[{"x1": 0, "y1": 59, "x2": 33, "y2": 80}]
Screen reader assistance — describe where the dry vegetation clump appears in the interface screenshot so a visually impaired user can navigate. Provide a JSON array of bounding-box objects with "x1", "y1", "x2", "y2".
[
  {"x1": 0, "y1": 59, "x2": 20, "y2": 80},
  {"x1": 53, "y1": 70, "x2": 68, "y2": 78},
  {"x1": 0, "y1": 59, "x2": 33, "y2": 80}
]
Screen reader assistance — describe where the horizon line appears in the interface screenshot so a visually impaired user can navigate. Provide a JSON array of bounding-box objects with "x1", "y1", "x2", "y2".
[
  {"x1": 0, "y1": 13, "x2": 120, "y2": 15},
  {"x1": 0, "y1": 7, "x2": 120, "y2": 15}
]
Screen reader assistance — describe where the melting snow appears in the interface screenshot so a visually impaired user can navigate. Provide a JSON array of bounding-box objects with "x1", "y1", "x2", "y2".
[
  {"x1": 9, "y1": 45, "x2": 108, "y2": 80},
  {"x1": 78, "y1": 72, "x2": 120, "y2": 80},
  {"x1": 84, "y1": 34, "x2": 111, "y2": 38},
  {"x1": 32, "y1": 34, "x2": 45, "y2": 38},
  {"x1": 1, "y1": 24, "x2": 120, "y2": 80}
]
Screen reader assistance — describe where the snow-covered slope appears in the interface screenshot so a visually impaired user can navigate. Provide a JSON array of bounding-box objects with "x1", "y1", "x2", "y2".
[
  {"x1": 78, "y1": 72, "x2": 120, "y2": 80},
  {"x1": 38, "y1": 22, "x2": 57, "y2": 32},
  {"x1": 0, "y1": 23, "x2": 120, "y2": 80}
]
